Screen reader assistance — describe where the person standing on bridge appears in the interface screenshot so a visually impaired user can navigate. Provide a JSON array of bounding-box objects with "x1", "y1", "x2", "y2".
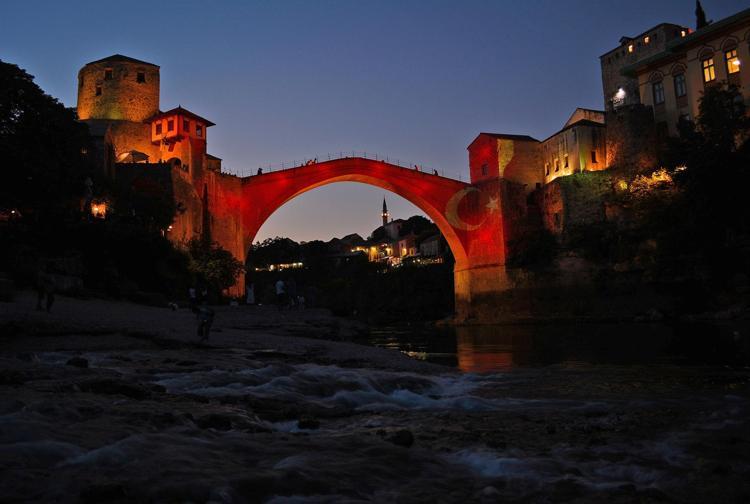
[{"x1": 257, "y1": 168, "x2": 263, "y2": 175}]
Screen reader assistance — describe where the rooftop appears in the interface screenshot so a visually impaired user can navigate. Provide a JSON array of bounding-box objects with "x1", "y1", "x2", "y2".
[
  {"x1": 468, "y1": 133, "x2": 539, "y2": 148},
  {"x1": 83, "y1": 54, "x2": 159, "y2": 68},
  {"x1": 145, "y1": 106, "x2": 216, "y2": 127},
  {"x1": 542, "y1": 119, "x2": 606, "y2": 143},
  {"x1": 600, "y1": 23, "x2": 689, "y2": 58},
  {"x1": 620, "y1": 7, "x2": 750, "y2": 77}
]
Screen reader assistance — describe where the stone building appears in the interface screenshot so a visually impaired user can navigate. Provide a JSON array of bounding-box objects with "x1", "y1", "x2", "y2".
[
  {"x1": 76, "y1": 54, "x2": 246, "y2": 296},
  {"x1": 621, "y1": 7, "x2": 750, "y2": 137},
  {"x1": 467, "y1": 133, "x2": 543, "y2": 193},
  {"x1": 541, "y1": 108, "x2": 607, "y2": 184},
  {"x1": 600, "y1": 23, "x2": 691, "y2": 111}
]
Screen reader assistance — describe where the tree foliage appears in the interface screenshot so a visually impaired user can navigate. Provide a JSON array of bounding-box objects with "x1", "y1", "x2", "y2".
[
  {"x1": 188, "y1": 238, "x2": 245, "y2": 293},
  {"x1": 0, "y1": 60, "x2": 93, "y2": 220}
]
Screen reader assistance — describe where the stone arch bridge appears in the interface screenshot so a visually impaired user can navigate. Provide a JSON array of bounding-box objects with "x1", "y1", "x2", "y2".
[{"x1": 198, "y1": 157, "x2": 530, "y2": 322}]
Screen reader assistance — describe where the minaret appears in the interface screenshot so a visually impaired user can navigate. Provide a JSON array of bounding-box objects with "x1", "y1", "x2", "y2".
[{"x1": 381, "y1": 197, "x2": 389, "y2": 227}]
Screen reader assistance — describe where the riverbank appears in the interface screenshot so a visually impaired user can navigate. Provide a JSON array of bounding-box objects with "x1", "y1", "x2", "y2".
[{"x1": 1, "y1": 293, "x2": 750, "y2": 502}]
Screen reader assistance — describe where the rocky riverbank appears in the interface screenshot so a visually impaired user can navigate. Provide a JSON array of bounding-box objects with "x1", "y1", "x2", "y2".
[{"x1": 1, "y1": 293, "x2": 749, "y2": 502}]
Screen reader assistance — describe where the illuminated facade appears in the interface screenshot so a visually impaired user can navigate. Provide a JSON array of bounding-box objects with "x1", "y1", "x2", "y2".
[
  {"x1": 77, "y1": 54, "x2": 221, "y2": 176},
  {"x1": 541, "y1": 109, "x2": 607, "y2": 184},
  {"x1": 621, "y1": 7, "x2": 750, "y2": 137}
]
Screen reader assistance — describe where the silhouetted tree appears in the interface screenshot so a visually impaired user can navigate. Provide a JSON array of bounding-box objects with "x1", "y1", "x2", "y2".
[
  {"x1": 188, "y1": 239, "x2": 244, "y2": 293},
  {"x1": 0, "y1": 60, "x2": 93, "y2": 221}
]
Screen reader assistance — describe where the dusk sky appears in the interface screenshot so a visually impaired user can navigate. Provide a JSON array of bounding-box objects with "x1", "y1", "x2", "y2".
[{"x1": 2, "y1": 0, "x2": 746, "y2": 242}]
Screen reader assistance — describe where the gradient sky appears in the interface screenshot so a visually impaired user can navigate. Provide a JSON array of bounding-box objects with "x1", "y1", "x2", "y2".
[{"x1": 2, "y1": 0, "x2": 746, "y2": 242}]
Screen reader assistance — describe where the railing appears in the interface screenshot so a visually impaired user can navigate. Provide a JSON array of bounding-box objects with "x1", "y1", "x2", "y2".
[{"x1": 224, "y1": 151, "x2": 458, "y2": 180}]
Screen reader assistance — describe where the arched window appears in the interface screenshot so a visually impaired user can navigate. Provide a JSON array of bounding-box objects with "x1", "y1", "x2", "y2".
[
  {"x1": 701, "y1": 54, "x2": 716, "y2": 84},
  {"x1": 724, "y1": 43, "x2": 741, "y2": 85}
]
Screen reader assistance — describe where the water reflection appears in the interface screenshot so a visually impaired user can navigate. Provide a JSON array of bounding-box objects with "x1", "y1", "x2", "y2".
[{"x1": 371, "y1": 321, "x2": 748, "y2": 372}]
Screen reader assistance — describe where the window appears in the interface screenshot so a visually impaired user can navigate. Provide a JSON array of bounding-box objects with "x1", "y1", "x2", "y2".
[
  {"x1": 554, "y1": 159, "x2": 559, "y2": 172},
  {"x1": 545, "y1": 163, "x2": 549, "y2": 176},
  {"x1": 679, "y1": 113, "x2": 691, "y2": 123},
  {"x1": 79, "y1": 76, "x2": 84, "y2": 89},
  {"x1": 644, "y1": 35, "x2": 650, "y2": 44},
  {"x1": 680, "y1": 29, "x2": 687, "y2": 37},
  {"x1": 726, "y1": 49, "x2": 740, "y2": 74},
  {"x1": 564, "y1": 154, "x2": 569, "y2": 168},
  {"x1": 196, "y1": 125, "x2": 203, "y2": 137},
  {"x1": 628, "y1": 44, "x2": 634, "y2": 53},
  {"x1": 652, "y1": 81, "x2": 665, "y2": 105},
  {"x1": 673, "y1": 73, "x2": 687, "y2": 97},
  {"x1": 104, "y1": 68, "x2": 113, "y2": 80},
  {"x1": 167, "y1": 119, "x2": 174, "y2": 132},
  {"x1": 155, "y1": 122, "x2": 162, "y2": 135},
  {"x1": 702, "y1": 57, "x2": 716, "y2": 83},
  {"x1": 137, "y1": 71, "x2": 146, "y2": 83},
  {"x1": 591, "y1": 151, "x2": 598, "y2": 163},
  {"x1": 95, "y1": 86, "x2": 101, "y2": 96},
  {"x1": 183, "y1": 119, "x2": 190, "y2": 132}
]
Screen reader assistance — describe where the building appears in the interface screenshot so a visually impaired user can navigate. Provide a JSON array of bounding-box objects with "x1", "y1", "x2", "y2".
[
  {"x1": 541, "y1": 108, "x2": 607, "y2": 184},
  {"x1": 77, "y1": 54, "x2": 222, "y2": 178},
  {"x1": 620, "y1": 7, "x2": 750, "y2": 137},
  {"x1": 600, "y1": 23, "x2": 691, "y2": 111},
  {"x1": 467, "y1": 133, "x2": 543, "y2": 192},
  {"x1": 76, "y1": 54, "x2": 246, "y2": 296}
]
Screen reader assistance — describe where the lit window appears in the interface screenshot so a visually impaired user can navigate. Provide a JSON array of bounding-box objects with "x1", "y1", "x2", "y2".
[
  {"x1": 564, "y1": 154, "x2": 569, "y2": 168},
  {"x1": 680, "y1": 30, "x2": 687, "y2": 37},
  {"x1": 104, "y1": 68, "x2": 113, "y2": 80},
  {"x1": 167, "y1": 119, "x2": 174, "y2": 132},
  {"x1": 652, "y1": 81, "x2": 665, "y2": 105},
  {"x1": 702, "y1": 57, "x2": 716, "y2": 82},
  {"x1": 644, "y1": 36, "x2": 650, "y2": 44},
  {"x1": 95, "y1": 86, "x2": 101, "y2": 96},
  {"x1": 137, "y1": 72, "x2": 145, "y2": 83},
  {"x1": 196, "y1": 125, "x2": 203, "y2": 137},
  {"x1": 628, "y1": 44, "x2": 634, "y2": 53},
  {"x1": 591, "y1": 151, "x2": 598, "y2": 163},
  {"x1": 673, "y1": 73, "x2": 687, "y2": 97},
  {"x1": 155, "y1": 122, "x2": 162, "y2": 135},
  {"x1": 726, "y1": 49, "x2": 740, "y2": 74},
  {"x1": 183, "y1": 119, "x2": 190, "y2": 132}
]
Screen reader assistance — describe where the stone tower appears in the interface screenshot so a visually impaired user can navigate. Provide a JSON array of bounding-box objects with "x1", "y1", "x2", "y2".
[
  {"x1": 381, "y1": 197, "x2": 389, "y2": 226},
  {"x1": 77, "y1": 54, "x2": 159, "y2": 122}
]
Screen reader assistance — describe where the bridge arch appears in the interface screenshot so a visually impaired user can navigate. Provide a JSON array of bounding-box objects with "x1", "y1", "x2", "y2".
[
  {"x1": 246, "y1": 175, "x2": 468, "y2": 269},
  {"x1": 237, "y1": 157, "x2": 510, "y2": 320}
]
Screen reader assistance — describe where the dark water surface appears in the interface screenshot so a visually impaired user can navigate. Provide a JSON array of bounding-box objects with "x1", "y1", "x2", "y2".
[{"x1": 369, "y1": 321, "x2": 749, "y2": 372}]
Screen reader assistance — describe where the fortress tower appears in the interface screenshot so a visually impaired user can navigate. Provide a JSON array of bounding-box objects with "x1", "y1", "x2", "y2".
[{"x1": 77, "y1": 54, "x2": 159, "y2": 122}]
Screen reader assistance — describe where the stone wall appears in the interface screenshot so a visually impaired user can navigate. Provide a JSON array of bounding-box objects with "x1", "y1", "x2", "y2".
[
  {"x1": 77, "y1": 59, "x2": 159, "y2": 123},
  {"x1": 533, "y1": 171, "x2": 614, "y2": 240},
  {"x1": 605, "y1": 105, "x2": 659, "y2": 173}
]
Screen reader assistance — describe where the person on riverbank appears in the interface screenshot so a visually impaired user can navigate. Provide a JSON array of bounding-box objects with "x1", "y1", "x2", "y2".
[
  {"x1": 275, "y1": 279, "x2": 286, "y2": 310},
  {"x1": 188, "y1": 287, "x2": 198, "y2": 313},
  {"x1": 196, "y1": 303, "x2": 214, "y2": 341},
  {"x1": 287, "y1": 277, "x2": 297, "y2": 309},
  {"x1": 246, "y1": 283, "x2": 255, "y2": 305},
  {"x1": 35, "y1": 265, "x2": 56, "y2": 313}
]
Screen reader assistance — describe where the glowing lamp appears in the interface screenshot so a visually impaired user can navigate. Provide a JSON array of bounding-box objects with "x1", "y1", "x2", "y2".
[
  {"x1": 615, "y1": 88, "x2": 626, "y2": 100},
  {"x1": 90, "y1": 201, "x2": 107, "y2": 219}
]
